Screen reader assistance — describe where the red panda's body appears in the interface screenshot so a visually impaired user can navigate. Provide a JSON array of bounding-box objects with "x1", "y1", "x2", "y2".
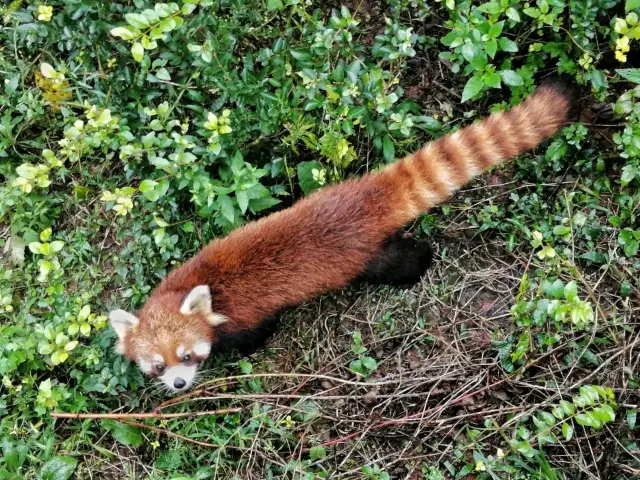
[{"x1": 109, "y1": 80, "x2": 574, "y2": 392}]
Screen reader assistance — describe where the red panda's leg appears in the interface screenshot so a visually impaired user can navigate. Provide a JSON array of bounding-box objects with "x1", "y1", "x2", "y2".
[
  {"x1": 359, "y1": 232, "x2": 433, "y2": 288},
  {"x1": 213, "y1": 316, "x2": 280, "y2": 356}
]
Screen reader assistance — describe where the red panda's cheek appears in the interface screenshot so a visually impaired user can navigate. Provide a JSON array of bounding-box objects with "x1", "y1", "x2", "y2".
[{"x1": 137, "y1": 357, "x2": 154, "y2": 375}]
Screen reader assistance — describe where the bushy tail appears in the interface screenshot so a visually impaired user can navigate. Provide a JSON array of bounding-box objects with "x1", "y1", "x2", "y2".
[{"x1": 377, "y1": 79, "x2": 575, "y2": 224}]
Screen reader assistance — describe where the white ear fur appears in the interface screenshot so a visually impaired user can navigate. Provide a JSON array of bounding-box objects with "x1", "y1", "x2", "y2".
[
  {"x1": 180, "y1": 285, "x2": 228, "y2": 326},
  {"x1": 108, "y1": 309, "x2": 139, "y2": 353}
]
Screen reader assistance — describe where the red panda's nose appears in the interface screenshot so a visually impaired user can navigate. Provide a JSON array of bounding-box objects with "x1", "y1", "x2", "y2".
[{"x1": 174, "y1": 378, "x2": 186, "y2": 389}]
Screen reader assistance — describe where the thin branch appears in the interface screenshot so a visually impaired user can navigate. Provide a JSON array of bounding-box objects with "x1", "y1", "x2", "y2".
[{"x1": 50, "y1": 408, "x2": 241, "y2": 420}]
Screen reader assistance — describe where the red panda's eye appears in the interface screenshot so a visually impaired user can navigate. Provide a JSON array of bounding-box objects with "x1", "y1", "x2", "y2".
[
  {"x1": 155, "y1": 364, "x2": 165, "y2": 374},
  {"x1": 182, "y1": 354, "x2": 191, "y2": 364}
]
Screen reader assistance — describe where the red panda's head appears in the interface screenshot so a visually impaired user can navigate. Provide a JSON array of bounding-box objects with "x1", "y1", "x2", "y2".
[{"x1": 107, "y1": 285, "x2": 227, "y2": 393}]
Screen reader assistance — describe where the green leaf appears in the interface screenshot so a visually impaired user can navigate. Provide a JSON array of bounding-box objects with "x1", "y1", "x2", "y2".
[
  {"x1": 249, "y1": 196, "x2": 281, "y2": 212},
  {"x1": 131, "y1": 42, "x2": 144, "y2": 62},
  {"x1": 484, "y1": 71, "x2": 501, "y2": 88},
  {"x1": 593, "y1": 405, "x2": 616, "y2": 423},
  {"x1": 236, "y1": 191, "x2": 249, "y2": 214},
  {"x1": 38, "y1": 341, "x2": 52, "y2": 357},
  {"x1": 201, "y1": 51, "x2": 213, "y2": 63},
  {"x1": 627, "y1": 409, "x2": 637, "y2": 429},
  {"x1": 382, "y1": 135, "x2": 395, "y2": 162},
  {"x1": 267, "y1": 0, "x2": 284, "y2": 10},
  {"x1": 159, "y1": 17, "x2": 177, "y2": 32},
  {"x1": 139, "y1": 179, "x2": 157, "y2": 193},
  {"x1": 455, "y1": 464, "x2": 475, "y2": 479},
  {"x1": 297, "y1": 160, "x2": 324, "y2": 195},
  {"x1": 562, "y1": 422, "x2": 573, "y2": 441},
  {"x1": 579, "y1": 251, "x2": 607, "y2": 264},
  {"x1": 140, "y1": 35, "x2": 158, "y2": 50},
  {"x1": 239, "y1": 360, "x2": 252, "y2": 374},
  {"x1": 39, "y1": 456, "x2": 78, "y2": 480},
  {"x1": 489, "y1": 21, "x2": 504, "y2": 37},
  {"x1": 626, "y1": 0, "x2": 640, "y2": 12},
  {"x1": 506, "y1": 7, "x2": 521, "y2": 21},
  {"x1": 498, "y1": 37, "x2": 518, "y2": 52},
  {"x1": 563, "y1": 280, "x2": 578, "y2": 301},
  {"x1": 310, "y1": 446, "x2": 327, "y2": 461},
  {"x1": 155, "y1": 3, "x2": 180, "y2": 16},
  {"x1": 616, "y1": 68, "x2": 640, "y2": 84},
  {"x1": 361, "y1": 356, "x2": 378, "y2": 372},
  {"x1": 218, "y1": 194, "x2": 235, "y2": 224},
  {"x1": 461, "y1": 75, "x2": 484, "y2": 102},
  {"x1": 78, "y1": 305, "x2": 91, "y2": 322},
  {"x1": 17, "y1": 163, "x2": 38, "y2": 179},
  {"x1": 540, "y1": 411, "x2": 556, "y2": 426},
  {"x1": 141, "y1": 8, "x2": 160, "y2": 24},
  {"x1": 49, "y1": 241, "x2": 64, "y2": 253},
  {"x1": 181, "y1": 3, "x2": 197, "y2": 14},
  {"x1": 110, "y1": 27, "x2": 136, "y2": 40},
  {"x1": 101, "y1": 420, "x2": 143, "y2": 447},
  {"x1": 461, "y1": 43, "x2": 479, "y2": 62},
  {"x1": 155, "y1": 68, "x2": 171, "y2": 81},
  {"x1": 51, "y1": 351, "x2": 68, "y2": 365},
  {"x1": 485, "y1": 39, "x2": 498, "y2": 59},
  {"x1": 125, "y1": 13, "x2": 150, "y2": 29},
  {"x1": 548, "y1": 279, "x2": 564, "y2": 299},
  {"x1": 499, "y1": 70, "x2": 524, "y2": 86},
  {"x1": 29, "y1": 242, "x2": 43, "y2": 254}
]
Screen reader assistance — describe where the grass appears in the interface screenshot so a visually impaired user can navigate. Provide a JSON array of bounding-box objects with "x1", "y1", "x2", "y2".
[{"x1": 1, "y1": 0, "x2": 640, "y2": 478}]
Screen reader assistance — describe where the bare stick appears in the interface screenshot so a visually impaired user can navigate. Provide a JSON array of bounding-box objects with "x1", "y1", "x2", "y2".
[{"x1": 50, "y1": 408, "x2": 241, "y2": 420}]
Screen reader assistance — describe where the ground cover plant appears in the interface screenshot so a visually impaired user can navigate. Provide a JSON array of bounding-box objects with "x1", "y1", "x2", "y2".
[{"x1": 1, "y1": 0, "x2": 639, "y2": 478}]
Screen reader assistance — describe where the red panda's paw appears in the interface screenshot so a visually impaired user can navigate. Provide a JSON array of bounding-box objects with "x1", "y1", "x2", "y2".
[{"x1": 360, "y1": 234, "x2": 433, "y2": 288}]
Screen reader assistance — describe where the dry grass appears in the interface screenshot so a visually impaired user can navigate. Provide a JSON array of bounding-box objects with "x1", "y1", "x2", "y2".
[{"x1": 90, "y1": 223, "x2": 638, "y2": 479}]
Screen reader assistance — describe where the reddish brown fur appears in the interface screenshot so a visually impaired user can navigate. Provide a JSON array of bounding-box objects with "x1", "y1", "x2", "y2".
[{"x1": 120, "y1": 82, "x2": 572, "y2": 361}]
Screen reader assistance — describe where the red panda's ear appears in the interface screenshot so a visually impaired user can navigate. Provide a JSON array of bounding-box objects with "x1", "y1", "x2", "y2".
[
  {"x1": 108, "y1": 309, "x2": 139, "y2": 354},
  {"x1": 180, "y1": 285, "x2": 228, "y2": 326}
]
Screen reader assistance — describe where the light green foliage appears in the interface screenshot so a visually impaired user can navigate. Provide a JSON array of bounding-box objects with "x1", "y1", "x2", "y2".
[
  {"x1": 362, "y1": 464, "x2": 391, "y2": 480},
  {"x1": 510, "y1": 385, "x2": 617, "y2": 458},
  {"x1": 349, "y1": 330, "x2": 378, "y2": 377},
  {"x1": 497, "y1": 272, "x2": 596, "y2": 372}
]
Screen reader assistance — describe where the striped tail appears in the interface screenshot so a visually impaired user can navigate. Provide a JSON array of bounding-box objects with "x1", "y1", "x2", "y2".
[{"x1": 377, "y1": 79, "x2": 574, "y2": 224}]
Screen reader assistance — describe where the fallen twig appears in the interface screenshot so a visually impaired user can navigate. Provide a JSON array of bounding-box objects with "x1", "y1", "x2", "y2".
[{"x1": 50, "y1": 408, "x2": 241, "y2": 420}]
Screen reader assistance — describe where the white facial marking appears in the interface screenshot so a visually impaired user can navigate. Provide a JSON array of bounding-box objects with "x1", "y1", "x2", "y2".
[
  {"x1": 153, "y1": 354, "x2": 164, "y2": 363},
  {"x1": 193, "y1": 341, "x2": 211, "y2": 357},
  {"x1": 138, "y1": 358, "x2": 152, "y2": 374},
  {"x1": 159, "y1": 364, "x2": 198, "y2": 392},
  {"x1": 176, "y1": 346, "x2": 186, "y2": 358}
]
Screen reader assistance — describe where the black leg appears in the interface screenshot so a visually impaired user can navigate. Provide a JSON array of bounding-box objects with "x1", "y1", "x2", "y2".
[
  {"x1": 361, "y1": 233, "x2": 433, "y2": 288},
  {"x1": 215, "y1": 316, "x2": 280, "y2": 356}
]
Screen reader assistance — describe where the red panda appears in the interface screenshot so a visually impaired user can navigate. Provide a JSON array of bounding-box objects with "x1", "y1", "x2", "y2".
[{"x1": 109, "y1": 79, "x2": 574, "y2": 392}]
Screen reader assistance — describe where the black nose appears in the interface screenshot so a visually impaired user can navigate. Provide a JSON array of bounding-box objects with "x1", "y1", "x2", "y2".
[{"x1": 174, "y1": 378, "x2": 186, "y2": 389}]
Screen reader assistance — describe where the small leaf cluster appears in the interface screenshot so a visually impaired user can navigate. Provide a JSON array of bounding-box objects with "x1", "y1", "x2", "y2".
[
  {"x1": 440, "y1": 0, "x2": 525, "y2": 102},
  {"x1": 511, "y1": 385, "x2": 617, "y2": 458},
  {"x1": 497, "y1": 273, "x2": 595, "y2": 372},
  {"x1": 349, "y1": 331, "x2": 378, "y2": 378}
]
